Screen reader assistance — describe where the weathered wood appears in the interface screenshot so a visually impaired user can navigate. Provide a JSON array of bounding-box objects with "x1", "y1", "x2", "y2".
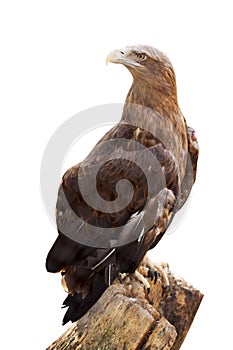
[{"x1": 47, "y1": 261, "x2": 203, "y2": 350}]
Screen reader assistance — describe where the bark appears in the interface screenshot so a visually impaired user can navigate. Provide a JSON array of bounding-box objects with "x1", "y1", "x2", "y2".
[{"x1": 46, "y1": 261, "x2": 203, "y2": 350}]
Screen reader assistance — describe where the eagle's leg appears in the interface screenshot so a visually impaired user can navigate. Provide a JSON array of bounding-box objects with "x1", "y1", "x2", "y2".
[
  {"x1": 118, "y1": 257, "x2": 170, "y2": 294},
  {"x1": 134, "y1": 270, "x2": 151, "y2": 293},
  {"x1": 118, "y1": 270, "x2": 151, "y2": 294},
  {"x1": 138, "y1": 256, "x2": 170, "y2": 291}
]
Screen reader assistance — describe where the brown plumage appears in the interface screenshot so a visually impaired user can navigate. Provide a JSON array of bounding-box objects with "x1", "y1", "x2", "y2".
[{"x1": 46, "y1": 45, "x2": 199, "y2": 324}]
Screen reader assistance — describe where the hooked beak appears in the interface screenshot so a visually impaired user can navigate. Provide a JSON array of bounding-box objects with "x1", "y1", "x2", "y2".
[
  {"x1": 106, "y1": 50, "x2": 124, "y2": 65},
  {"x1": 106, "y1": 49, "x2": 141, "y2": 67}
]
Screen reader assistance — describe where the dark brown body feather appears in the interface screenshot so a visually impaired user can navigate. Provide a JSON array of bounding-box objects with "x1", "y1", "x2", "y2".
[{"x1": 46, "y1": 45, "x2": 199, "y2": 324}]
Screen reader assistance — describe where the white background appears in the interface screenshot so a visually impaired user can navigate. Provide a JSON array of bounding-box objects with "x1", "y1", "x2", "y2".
[{"x1": 1, "y1": 1, "x2": 232, "y2": 349}]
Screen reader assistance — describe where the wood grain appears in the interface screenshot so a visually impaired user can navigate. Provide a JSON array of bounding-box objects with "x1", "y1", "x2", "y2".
[{"x1": 46, "y1": 261, "x2": 203, "y2": 350}]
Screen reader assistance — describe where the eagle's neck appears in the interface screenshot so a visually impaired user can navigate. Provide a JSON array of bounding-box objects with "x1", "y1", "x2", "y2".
[
  {"x1": 121, "y1": 78, "x2": 188, "y2": 155},
  {"x1": 123, "y1": 79, "x2": 180, "y2": 120}
]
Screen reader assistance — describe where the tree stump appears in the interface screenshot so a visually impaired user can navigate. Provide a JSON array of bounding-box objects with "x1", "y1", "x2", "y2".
[{"x1": 46, "y1": 261, "x2": 203, "y2": 350}]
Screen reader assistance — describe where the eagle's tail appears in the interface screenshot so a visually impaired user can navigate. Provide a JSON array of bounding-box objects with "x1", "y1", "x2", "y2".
[
  {"x1": 46, "y1": 234, "x2": 121, "y2": 324},
  {"x1": 61, "y1": 271, "x2": 107, "y2": 325}
]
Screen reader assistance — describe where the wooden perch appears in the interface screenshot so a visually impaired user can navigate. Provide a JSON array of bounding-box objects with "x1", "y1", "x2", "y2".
[{"x1": 46, "y1": 261, "x2": 203, "y2": 350}]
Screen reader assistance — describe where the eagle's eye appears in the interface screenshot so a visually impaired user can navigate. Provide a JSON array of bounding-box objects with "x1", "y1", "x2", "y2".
[{"x1": 135, "y1": 52, "x2": 147, "y2": 61}]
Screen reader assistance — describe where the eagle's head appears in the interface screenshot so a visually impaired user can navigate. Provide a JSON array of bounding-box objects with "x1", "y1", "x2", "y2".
[{"x1": 106, "y1": 45, "x2": 178, "y2": 111}]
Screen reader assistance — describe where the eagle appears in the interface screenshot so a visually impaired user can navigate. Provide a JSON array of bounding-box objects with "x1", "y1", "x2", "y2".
[{"x1": 46, "y1": 45, "x2": 199, "y2": 325}]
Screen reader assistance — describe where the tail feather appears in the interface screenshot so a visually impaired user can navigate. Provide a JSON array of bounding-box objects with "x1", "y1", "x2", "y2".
[{"x1": 62, "y1": 271, "x2": 106, "y2": 324}]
